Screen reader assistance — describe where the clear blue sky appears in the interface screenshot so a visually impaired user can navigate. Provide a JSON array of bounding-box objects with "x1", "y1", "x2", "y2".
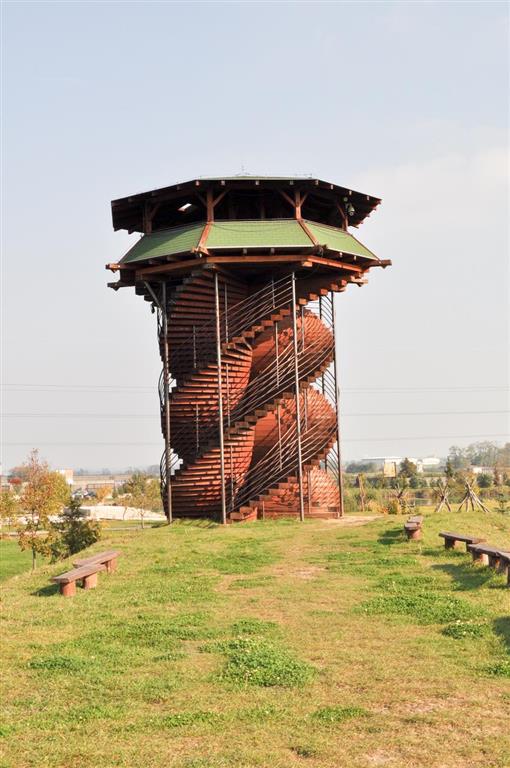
[{"x1": 2, "y1": 0, "x2": 509, "y2": 472}]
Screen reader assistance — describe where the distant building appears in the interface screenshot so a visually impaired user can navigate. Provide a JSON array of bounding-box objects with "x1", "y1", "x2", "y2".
[
  {"x1": 57, "y1": 468, "x2": 74, "y2": 486},
  {"x1": 365, "y1": 456, "x2": 442, "y2": 476}
]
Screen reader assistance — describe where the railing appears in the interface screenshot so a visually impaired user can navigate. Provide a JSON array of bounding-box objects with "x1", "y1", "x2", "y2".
[
  {"x1": 229, "y1": 416, "x2": 337, "y2": 512},
  {"x1": 165, "y1": 275, "x2": 294, "y2": 374}
]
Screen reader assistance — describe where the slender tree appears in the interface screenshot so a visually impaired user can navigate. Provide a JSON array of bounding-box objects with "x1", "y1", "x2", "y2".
[{"x1": 17, "y1": 450, "x2": 70, "y2": 571}]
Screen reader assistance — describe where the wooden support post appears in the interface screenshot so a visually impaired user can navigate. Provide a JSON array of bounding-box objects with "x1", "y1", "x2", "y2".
[
  {"x1": 331, "y1": 291, "x2": 344, "y2": 518},
  {"x1": 215, "y1": 272, "x2": 227, "y2": 525},
  {"x1": 275, "y1": 322, "x2": 282, "y2": 470},
  {"x1": 291, "y1": 273, "x2": 305, "y2": 522},
  {"x1": 162, "y1": 282, "x2": 173, "y2": 523},
  {"x1": 206, "y1": 188, "x2": 214, "y2": 222},
  {"x1": 82, "y1": 572, "x2": 99, "y2": 589}
]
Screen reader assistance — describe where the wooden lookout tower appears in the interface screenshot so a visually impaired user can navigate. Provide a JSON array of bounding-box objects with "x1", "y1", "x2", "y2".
[{"x1": 107, "y1": 176, "x2": 390, "y2": 523}]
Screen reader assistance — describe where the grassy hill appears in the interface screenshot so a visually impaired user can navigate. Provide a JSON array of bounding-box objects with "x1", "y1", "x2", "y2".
[{"x1": 1, "y1": 510, "x2": 509, "y2": 768}]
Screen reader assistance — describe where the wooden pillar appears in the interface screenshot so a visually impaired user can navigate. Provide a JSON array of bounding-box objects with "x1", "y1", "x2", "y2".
[
  {"x1": 275, "y1": 322, "x2": 282, "y2": 470},
  {"x1": 291, "y1": 273, "x2": 305, "y2": 522},
  {"x1": 331, "y1": 291, "x2": 344, "y2": 518},
  {"x1": 162, "y1": 282, "x2": 173, "y2": 523},
  {"x1": 214, "y1": 272, "x2": 227, "y2": 525}
]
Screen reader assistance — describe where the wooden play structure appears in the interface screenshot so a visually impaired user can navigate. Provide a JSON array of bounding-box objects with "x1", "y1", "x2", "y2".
[
  {"x1": 457, "y1": 481, "x2": 491, "y2": 515},
  {"x1": 107, "y1": 176, "x2": 390, "y2": 522}
]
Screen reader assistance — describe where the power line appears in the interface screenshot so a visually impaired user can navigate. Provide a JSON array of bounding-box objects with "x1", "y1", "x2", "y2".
[
  {"x1": 3, "y1": 383, "x2": 508, "y2": 394},
  {"x1": 3, "y1": 410, "x2": 509, "y2": 419},
  {"x1": 4, "y1": 433, "x2": 509, "y2": 447}
]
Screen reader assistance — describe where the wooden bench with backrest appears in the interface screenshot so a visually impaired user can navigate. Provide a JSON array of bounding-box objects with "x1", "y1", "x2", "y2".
[
  {"x1": 438, "y1": 532, "x2": 486, "y2": 551},
  {"x1": 73, "y1": 550, "x2": 121, "y2": 573},
  {"x1": 52, "y1": 563, "x2": 106, "y2": 597},
  {"x1": 404, "y1": 515, "x2": 424, "y2": 541},
  {"x1": 467, "y1": 543, "x2": 510, "y2": 570}
]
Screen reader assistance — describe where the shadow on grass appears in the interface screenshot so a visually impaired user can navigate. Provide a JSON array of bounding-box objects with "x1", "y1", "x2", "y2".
[
  {"x1": 494, "y1": 617, "x2": 510, "y2": 654},
  {"x1": 32, "y1": 583, "x2": 59, "y2": 597},
  {"x1": 431, "y1": 562, "x2": 496, "y2": 591},
  {"x1": 377, "y1": 527, "x2": 403, "y2": 546}
]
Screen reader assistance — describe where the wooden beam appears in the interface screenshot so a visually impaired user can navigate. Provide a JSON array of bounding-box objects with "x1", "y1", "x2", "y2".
[
  {"x1": 335, "y1": 202, "x2": 348, "y2": 231},
  {"x1": 303, "y1": 255, "x2": 365, "y2": 273},
  {"x1": 206, "y1": 189, "x2": 214, "y2": 222},
  {"x1": 278, "y1": 189, "x2": 295, "y2": 211},
  {"x1": 136, "y1": 257, "x2": 204, "y2": 279}
]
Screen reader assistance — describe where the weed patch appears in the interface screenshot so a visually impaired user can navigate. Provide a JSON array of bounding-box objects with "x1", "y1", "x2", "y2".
[
  {"x1": 228, "y1": 575, "x2": 275, "y2": 589},
  {"x1": 157, "y1": 711, "x2": 220, "y2": 729},
  {"x1": 485, "y1": 660, "x2": 510, "y2": 678},
  {"x1": 230, "y1": 618, "x2": 279, "y2": 636},
  {"x1": 27, "y1": 655, "x2": 89, "y2": 674},
  {"x1": 359, "y1": 592, "x2": 479, "y2": 624},
  {"x1": 441, "y1": 621, "x2": 491, "y2": 639},
  {"x1": 217, "y1": 637, "x2": 315, "y2": 687},
  {"x1": 311, "y1": 705, "x2": 369, "y2": 725}
]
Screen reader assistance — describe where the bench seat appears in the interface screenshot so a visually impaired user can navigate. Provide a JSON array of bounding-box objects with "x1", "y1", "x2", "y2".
[
  {"x1": 52, "y1": 563, "x2": 106, "y2": 597},
  {"x1": 404, "y1": 518, "x2": 422, "y2": 541},
  {"x1": 467, "y1": 543, "x2": 510, "y2": 568},
  {"x1": 73, "y1": 550, "x2": 121, "y2": 573},
  {"x1": 438, "y1": 531, "x2": 486, "y2": 551}
]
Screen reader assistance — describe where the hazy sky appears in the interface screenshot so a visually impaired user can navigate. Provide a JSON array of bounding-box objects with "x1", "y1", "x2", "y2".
[{"x1": 2, "y1": 0, "x2": 509, "y2": 472}]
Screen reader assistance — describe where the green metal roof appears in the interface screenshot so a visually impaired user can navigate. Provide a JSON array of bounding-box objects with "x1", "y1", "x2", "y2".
[
  {"x1": 120, "y1": 222, "x2": 204, "y2": 264},
  {"x1": 305, "y1": 221, "x2": 379, "y2": 260},
  {"x1": 207, "y1": 220, "x2": 311, "y2": 249},
  {"x1": 118, "y1": 218, "x2": 380, "y2": 265}
]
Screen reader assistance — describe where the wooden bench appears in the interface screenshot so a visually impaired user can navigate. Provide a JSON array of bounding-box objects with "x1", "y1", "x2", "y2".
[
  {"x1": 467, "y1": 543, "x2": 510, "y2": 569},
  {"x1": 73, "y1": 550, "x2": 121, "y2": 573},
  {"x1": 52, "y1": 563, "x2": 106, "y2": 597},
  {"x1": 404, "y1": 515, "x2": 423, "y2": 541},
  {"x1": 438, "y1": 532, "x2": 486, "y2": 551},
  {"x1": 498, "y1": 552, "x2": 510, "y2": 587}
]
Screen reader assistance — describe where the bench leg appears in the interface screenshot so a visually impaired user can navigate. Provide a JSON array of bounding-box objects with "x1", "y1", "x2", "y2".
[
  {"x1": 406, "y1": 528, "x2": 422, "y2": 541},
  {"x1": 105, "y1": 558, "x2": 117, "y2": 574},
  {"x1": 445, "y1": 539, "x2": 455, "y2": 550},
  {"x1": 488, "y1": 555, "x2": 499, "y2": 570},
  {"x1": 60, "y1": 582, "x2": 76, "y2": 597},
  {"x1": 82, "y1": 572, "x2": 99, "y2": 589},
  {"x1": 472, "y1": 551, "x2": 489, "y2": 565}
]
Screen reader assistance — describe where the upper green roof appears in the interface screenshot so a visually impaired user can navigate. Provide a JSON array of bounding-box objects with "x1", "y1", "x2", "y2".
[
  {"x1": 119, "y1": 219, "x2": 380, "y2": 265},
  {"x1": 207, "y1": 220, "x2": 311, "y2": 249}
]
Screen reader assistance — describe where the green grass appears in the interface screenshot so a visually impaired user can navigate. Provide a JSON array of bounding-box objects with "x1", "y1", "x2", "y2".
[
  {"x1": 0, "y1": 511, "x2": 509, "y2": 767},
  {"x1": 0, "y1": 539, "x2": 40, "y2": 581}
]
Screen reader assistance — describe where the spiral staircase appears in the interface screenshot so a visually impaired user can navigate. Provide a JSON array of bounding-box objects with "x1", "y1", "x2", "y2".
[{"x1": 107, "y1": 175, "x2": 390, "y2": 521}]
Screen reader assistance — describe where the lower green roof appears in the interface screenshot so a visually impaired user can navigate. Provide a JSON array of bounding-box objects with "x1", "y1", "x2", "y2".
[
  {"x1": 119, "y1": 219, "x2": 379, "y2": 265},
  {"x1": 305, "y1": 221, "x2": 378, "y2": 260},
  {"x1": 120, "y1": 222, "x2": 204, "y2": 264}
]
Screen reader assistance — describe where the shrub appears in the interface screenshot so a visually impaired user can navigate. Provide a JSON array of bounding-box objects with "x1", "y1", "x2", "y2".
[{"x1": 49, "y1": 499, "x2": 101, "y2": 561}]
